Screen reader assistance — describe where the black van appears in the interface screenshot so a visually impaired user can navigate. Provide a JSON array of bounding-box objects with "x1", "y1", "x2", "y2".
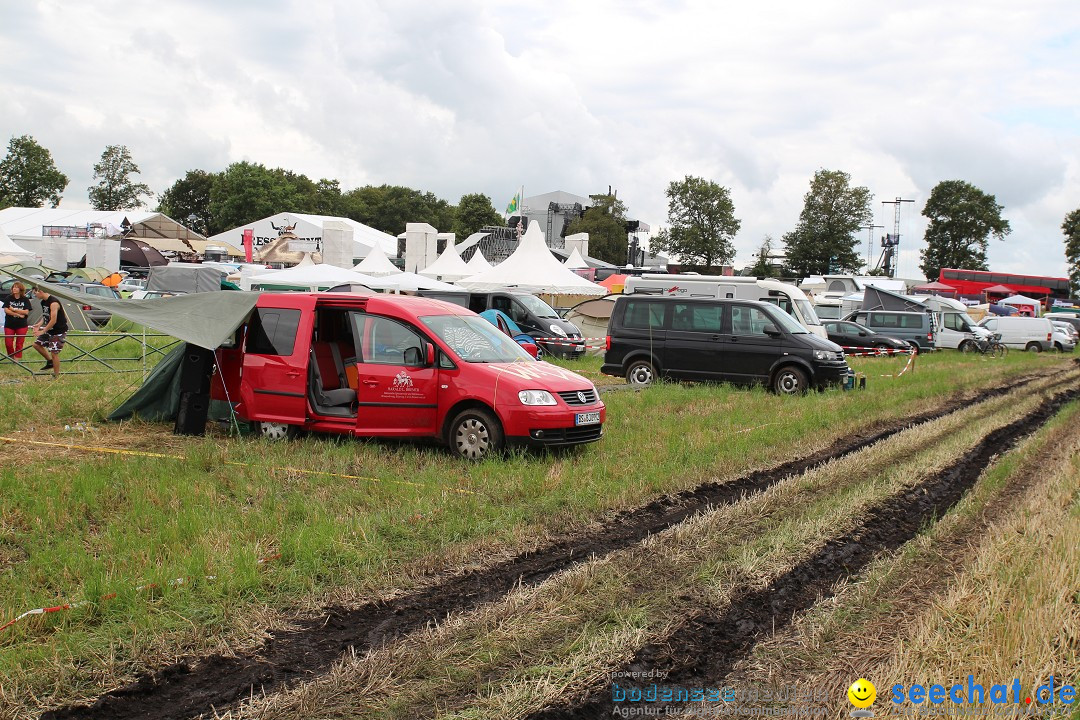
[
  {"x1": 419, "y1": 290, "x2": 586, "y2": 358},
  {"x1": 601, "y1": 296, "x2": 850, "y2": 394}
]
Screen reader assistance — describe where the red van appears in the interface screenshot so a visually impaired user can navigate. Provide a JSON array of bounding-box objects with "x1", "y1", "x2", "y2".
[{"x1": 212, "y1": 293, "x2": 605, "y2": 459}]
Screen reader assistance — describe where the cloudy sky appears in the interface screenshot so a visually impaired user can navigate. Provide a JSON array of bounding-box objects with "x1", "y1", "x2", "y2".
[{"x1": 3, "y1": 0, "x2": 1078, "y2": 279}]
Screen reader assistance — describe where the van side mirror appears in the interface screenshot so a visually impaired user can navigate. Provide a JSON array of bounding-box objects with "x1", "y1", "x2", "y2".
[
  {"x1": 404, "y1": 346, "x2": 423, "y2": 367},
  {"x1": 763, "y1": 324, "x2": 781, "y2": 337},
  {"x1": 858, "y1": 331, "x2": 867, "y2": 336},
  {"x1": 426, "y1": 343, "x2": 436, "y2": 366}
]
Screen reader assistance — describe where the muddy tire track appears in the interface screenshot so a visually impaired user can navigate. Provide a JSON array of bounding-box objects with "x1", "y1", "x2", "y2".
[
  {"x1": 44, "y1": 371, "x2": 1067, "y2": 720},
  {"x1": 529, "y1": 386, "x2": 1080, "y2": 718}
]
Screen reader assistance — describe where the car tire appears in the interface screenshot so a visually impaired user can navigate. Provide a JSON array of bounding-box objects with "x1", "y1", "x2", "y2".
[
  {"x1": 959, "y1": 340, "x2": 975, "y2": 353},
  {"x1": 625, "y1": 359, "x2": 656, "y2": 386},
  {"x1": 1026, "y1": 342, "x2": 1042, "y2": 353},
  {"x1": 1054, "y1": 342, "x2": 1064, "y2": 352},
  {"x1": 256, "y1": 421, "x2": 297, "y2": 441},
  {"x1": 907, "y1": 341, "x2": 921, "y2": 354},
  {"x1": 773, "y1": 366, "x2": 808, "y2": 395},
  {"x1": 448, "y1": 408, "x2": 504, "y2": 461},
  {"x1": 873, "y1": 343, "x2": 892, "y2": 354}
]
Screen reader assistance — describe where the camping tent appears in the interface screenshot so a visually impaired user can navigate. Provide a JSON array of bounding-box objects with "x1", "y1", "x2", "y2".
[
  {"x1": 998, "y1": 294, "x2": 1043, "y2": 316},
  {"x1": 465, "y1": 246, "x2": 492, "y2": 272},
  {"x1": 248, "y1": 264, "x2": 393, "y2": 291},
  {"x1": 563, "y1": 247, "x2": 589, "y2": 269},
  {"x1": 912, "y1": 281, "x2": 956, "y2": 295},
  {"x1": 120, "y1": 238, "x2": 169, "y2": 267},
  {"x1": 420, "y1": 240, "x2": 473, "y2": 281},
  {"x1": 564, "y1": 296, "x2": 617, "y2": 352},
  {"x1": 458, "y1": 223, "x2": 606, "y2": 296},
  {"x1": 599, "y1": 274, "x2": 628, "y2": 293},
  {"x1": 353, "y1": 244, "x2": 401, "y2": 277}
]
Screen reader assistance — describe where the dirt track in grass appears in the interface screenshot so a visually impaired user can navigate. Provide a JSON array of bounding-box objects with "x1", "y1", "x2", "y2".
[
  {"x1": 528, "y1": 384, "x2": 1080, "y2": 718},
  {"x1": 43, "y1": 369, "x2": 1072, "y2": 720}
]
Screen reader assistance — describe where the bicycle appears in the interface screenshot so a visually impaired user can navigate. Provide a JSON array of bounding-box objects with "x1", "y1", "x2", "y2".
[{"x1": 970, "y1": 332, "x2": 1008, "y2": 358}]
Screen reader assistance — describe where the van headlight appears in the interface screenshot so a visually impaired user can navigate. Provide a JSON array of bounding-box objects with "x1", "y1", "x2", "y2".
[
  {"x1": 519, "y1": 389, "x2": 557, "y2": 405},
  {"x1": 813, "y1": 350, "x2": 832, "y2": 361},
  {"x1": 549, "y1": 324, "x2": 567, "y2": 337}
]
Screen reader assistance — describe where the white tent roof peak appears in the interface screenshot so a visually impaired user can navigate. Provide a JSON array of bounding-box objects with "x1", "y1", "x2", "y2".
[
  {"x1": 0, "y1": 224, "x2": 35, "y2": 258},
  {"x1": 420, "y1": 239, "x2": 472, "y2": 281},
  {"x1": 353, "y1": 243, "x2": 402, "y2": 276},
  {"x1": 563, "y1": 247, "x2": 589, "y2": 268},
  {"x1": 466, "y1": 248, "x2": 492, "y2": 271},
  {"x1": 458, "y1": 222, "x2": 606, "y2": 296}
]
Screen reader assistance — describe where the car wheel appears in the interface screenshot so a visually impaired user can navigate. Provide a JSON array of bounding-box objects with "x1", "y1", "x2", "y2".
[
  {"x1": 959, "y1": 340, "x2": 975, "y2": 353},
  {"x1": 1054, "y1": 342, "x2": 1064, "y2": 352},
  {"x1": 256, "y1": 421, "x2": 296, "y2": 441},
  {"x1": 907, "y1": 341, "x2": 921, "y2": 354},
  {"x1": 448, "y1": 408, "x2": 504, "y2": 461},
  {"x1": 1025, "y1": 342, "x2": 1042, "y2": 353},
  {"x1": 873, "y1": 343, "x2": 892, "y2": 354},
  {"x1": 625, "y1": 359, "x2": 656, "y2": 386},
  {"x1": 773, "y1": 366, "x2": 808, "y2": 395}
]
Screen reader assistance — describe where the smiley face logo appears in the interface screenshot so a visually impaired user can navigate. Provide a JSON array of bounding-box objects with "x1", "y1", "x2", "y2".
[{"x1": 848, "y1": 678, "x2": 876, "y2": 713}]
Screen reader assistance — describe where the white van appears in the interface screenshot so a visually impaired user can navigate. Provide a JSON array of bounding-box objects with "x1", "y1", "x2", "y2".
[
  {"x1": 977, "y1": 316, "x2": 1054, "y2": 352},
  {"x1": 914, "y1": 296, "x2": 990, "y2": 351},
  {"x1": 624, "y1": 274, "x2": 827, "y2": 338}
]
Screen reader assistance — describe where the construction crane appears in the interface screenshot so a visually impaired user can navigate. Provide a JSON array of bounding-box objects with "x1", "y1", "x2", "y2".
[{"x1": 874, "y1": 197, "x2": 914, "y2": 277}]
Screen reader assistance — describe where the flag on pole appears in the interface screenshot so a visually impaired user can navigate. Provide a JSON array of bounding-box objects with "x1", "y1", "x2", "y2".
[{"x1": 505, "y1": 191, "x2": 520, "y2": 217}]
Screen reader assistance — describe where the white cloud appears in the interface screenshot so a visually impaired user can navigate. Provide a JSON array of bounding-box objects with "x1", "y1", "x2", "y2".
[{"x1": 1, "y1": 0, "x2": 1078, "y2": 278}]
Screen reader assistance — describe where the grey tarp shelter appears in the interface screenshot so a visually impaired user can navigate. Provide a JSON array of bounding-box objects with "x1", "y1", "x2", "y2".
[{"x1": 7, "y1": 271, "x2": 261, "y2": 425}]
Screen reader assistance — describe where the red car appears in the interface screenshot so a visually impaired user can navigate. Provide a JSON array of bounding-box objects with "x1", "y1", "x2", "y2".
[{"x1": 212, "y1": 293, "x2": 605, "y2": 459}]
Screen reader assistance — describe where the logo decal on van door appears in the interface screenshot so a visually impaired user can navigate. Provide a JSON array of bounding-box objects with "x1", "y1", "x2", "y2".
[{"x1": 393, "y1": 371, "x2": 413, "y2": 388}]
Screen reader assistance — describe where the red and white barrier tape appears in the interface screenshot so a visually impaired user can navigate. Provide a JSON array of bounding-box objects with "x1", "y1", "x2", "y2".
[
  {"x1": 0, "y1": 553, "x2": 281, "y2": 635},
  {"x1": 841, "y1": 346, "x2": 916, "y2": 356},
  {"x1": 533, "y1": 337, "x2": 607, "y2": 350}
]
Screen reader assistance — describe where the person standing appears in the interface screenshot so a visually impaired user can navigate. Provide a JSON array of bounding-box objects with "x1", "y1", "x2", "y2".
[
  {"x1": 30, "y1": 286, "x2": 67, "y2": 378},
  {"x1": 4, "y1": 282, "x2": 32, "y2": 360}
]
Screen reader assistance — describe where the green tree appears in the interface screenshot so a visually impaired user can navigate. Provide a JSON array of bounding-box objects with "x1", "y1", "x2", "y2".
[
  {"x1": 565, "y1": 193, "x2": 629, "y2": 265},
  {"x1": 1063, "y1": 207, "x2": 1080, "y2": 297},
  {"x1": 342, "y1": 184, "x2": 454, "y2": 235},
  {"x1": 208, "y1": 162, "x2": 319, "y2": 230},
  {"x1": 452, "y1": 193, "x2": 502, "y2": 239},
  {"x1": 748, "y1": 235, "x2": 779, "y2": 277},
  {"x1": 0, "y1": 135, "x2": 69, "y2": 208},
  {"x1": 783, "y1": 169, "x2": 872, "y2": 277},
  {"x1": 157, "y1": 169, "x2": 217, "y2": 235},
  {"x1": 650, "y1": 176, "x2": 740, "y2": 269},
  {"x1": 919, "y1": 180, "x2": 1012, "y2": 281},
  {"x1": 88, "y1": 145, "x2": 153, "y2": 210},
  {"x1": 314, "y1": 178, "x2": 346, "y2": 217}
]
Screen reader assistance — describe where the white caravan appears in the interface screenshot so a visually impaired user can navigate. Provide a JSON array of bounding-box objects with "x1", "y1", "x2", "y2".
[{"x1": 623, "y1": 274, "x2": 827, "y2": 338}]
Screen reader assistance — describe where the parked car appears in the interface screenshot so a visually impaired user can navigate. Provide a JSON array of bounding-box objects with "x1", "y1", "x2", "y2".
[
  {"x1": 601, "y1": 296, "x2": 850, "y2": 394},
  {"x1": 117, "y1": 278, "x2": 147, "y2": 295},
  {"x1": 479, "y1": 309, "x2": 542, "y2": 359},
  {"x1": 822, "y1": 320, "x2": 909, "y2": 353},
  {"x1": 977, "y1": 316, "x2": 1054, "y2": 352},
  {"x1": 211, "y1": 293, "x2": 605, "y2": 459},
  {"x1": 129, "y1": 290, "x2": 182, "y2": 300},
  {"x1": 66, "y1": 282, "x2": 121, "y2": 326},
  {"x1": 842, "y1": 309, "x2": 936, "y2": 352},
  {"x1": 419, "y1": 290, "x2": 587, "y2": 358},
  {"x1": 1050, "y1": 321, "x2": 1076, "y2": 352}
]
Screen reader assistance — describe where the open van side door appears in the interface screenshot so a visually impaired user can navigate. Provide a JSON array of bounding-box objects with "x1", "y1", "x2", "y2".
[{"x1": 239, "y1": 295, "x2": 316, "y2": 425}]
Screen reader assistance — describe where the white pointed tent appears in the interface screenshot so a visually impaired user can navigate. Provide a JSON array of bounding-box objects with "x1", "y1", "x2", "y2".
[
  {"x1": 0, "y1": 226, "x2": 35, "y2": 261},
  {"x1": 465, "y1": 247, "x2": 492, "y2": 272},
  {"x1": 353, "y1": 244, "x2": 402, "y2": 277},
  {"x1": 563, "y1": 247, "x2": 589, "y2": 268},
  {"x1": 420, "y1": 240, "x2": 473, "y2": 281},
  {"x1": 458, "y1": 223, "x2": 606, "y2": 295}
]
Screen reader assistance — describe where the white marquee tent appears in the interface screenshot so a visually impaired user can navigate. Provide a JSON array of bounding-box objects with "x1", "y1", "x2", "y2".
[
  {"x1": 353, "y1": 244, "x2": 402, "y2": 276},
  {"x1": 420, "y1": 240, "x2": 473, "y2": 281},
  {"x1": 465, "y1": 247, "x2": 492, "y2": 272},
  {"x1": 563, "y1": 247, "x2": 589, "y2": 268},
  {"x1": 458, "y1": 223, "x2": 606, "y2": 295}
]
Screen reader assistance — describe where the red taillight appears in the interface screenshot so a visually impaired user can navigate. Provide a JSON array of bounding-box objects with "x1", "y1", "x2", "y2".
[
  {"x1": 928, "y1": 332, "x2": 933, "y2": 340},
  {"x1": 606, "y1": 335, "x2": 611, "y2": 351},
  {"x1": 82, "y1": 304, "x2": 92, "y2": 311},
  {"x1": 1047, "y1": 333, "x2": 1052, "y2": 341}
]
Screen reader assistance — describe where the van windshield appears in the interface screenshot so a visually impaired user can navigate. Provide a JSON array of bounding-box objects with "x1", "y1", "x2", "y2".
[
  {"x1": 421, "y1": 315, "x2": 535, "y2": 363},
  {"x1": 795, "y1": 299, "x2": 822, "y2": 326},
  {"x1": 514, "y1": 294, "x2": 560, "y2": 318},
  {"x1": 766, "y1": 305, "x2": 811, "y2": 334}
]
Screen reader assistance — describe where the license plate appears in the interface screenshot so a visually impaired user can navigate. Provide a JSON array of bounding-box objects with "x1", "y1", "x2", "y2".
[{"x1": 575, "y1": 411, "x2": 601, "y2": 426}]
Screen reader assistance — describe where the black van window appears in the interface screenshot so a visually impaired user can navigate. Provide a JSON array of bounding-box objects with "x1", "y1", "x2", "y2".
[
  {"x1": 247, "y1": 308, "x2": 301, "y2": 355},
  {"x1": 730, "y1": 306, "x2": 775, "y2": 336},
  {"x1": 623, "y1": 300, "x2": 666, "y2": 330},
  {"x1": 673, "y1": 302, "x2": 723, "y2": 332},
  {"x1": 870, "y1": 312, "x2": 898, "y2": 328},
  {"x1": 898, "y1": 314, "x2": 926, "y2": 329}
]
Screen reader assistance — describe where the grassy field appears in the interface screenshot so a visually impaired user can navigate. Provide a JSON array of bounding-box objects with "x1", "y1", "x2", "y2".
[{"x1": 0, "y1": 346, "x2": 1076, "y2": 717}]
